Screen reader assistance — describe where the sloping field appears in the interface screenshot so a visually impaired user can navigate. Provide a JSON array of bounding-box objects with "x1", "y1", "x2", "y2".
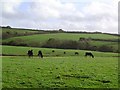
[
  {"x1": 2, "y1": 33, "x2": 119, "y2": 50},
  {"x1": 3, "y1": 33, "x2": 118, "y2": 42},
  {"x1": 2, "y1": 28, "x2": 45, "y2": 39}
]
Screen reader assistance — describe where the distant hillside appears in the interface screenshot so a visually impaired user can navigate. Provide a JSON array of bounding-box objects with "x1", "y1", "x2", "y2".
[
  {"x1": 1, "y1": 27, "x2": 119, "y2": 39},
  {"x1": 1, "y1": 27, "x2": 50, "y2": 39},
  {"x1": 1, "y1": 27, "x2": 119, "y2": 53}
]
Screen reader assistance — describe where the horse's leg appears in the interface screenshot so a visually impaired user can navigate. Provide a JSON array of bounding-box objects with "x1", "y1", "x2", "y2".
[{"x1": 41, "y1": 55, "x2": 43, "y2": 58}]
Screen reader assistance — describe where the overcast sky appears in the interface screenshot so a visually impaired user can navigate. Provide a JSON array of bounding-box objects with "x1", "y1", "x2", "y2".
[{"x1": 1, "y1": 0, "x2": 119, "y2": 34}]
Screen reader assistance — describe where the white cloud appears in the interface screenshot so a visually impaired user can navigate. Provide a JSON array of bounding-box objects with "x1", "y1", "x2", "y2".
[
  {"x1": 1, "y1": 0, "x2": 119, "y2": 34},
  {"x1": 82, "y1": 0, "x2": 118, "y2": 33},
  {"x1": 29, "y1": 0, "x2": 61, "y2": 20},
  {"x1": 2, "y1": 0, "x2": 23, "y2": 14}
]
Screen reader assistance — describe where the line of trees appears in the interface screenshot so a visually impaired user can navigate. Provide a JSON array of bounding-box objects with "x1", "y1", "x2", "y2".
[
  {"x1": 2, "y1": 37, "x2": 119, "y2": 53},
  {"x1": 42, "y1": 38, "x2": 116, "y2": 52}
]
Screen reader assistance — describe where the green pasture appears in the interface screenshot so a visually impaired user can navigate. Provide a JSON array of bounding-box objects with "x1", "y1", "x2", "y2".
[
  {"x1": 1, "y1": 27, "x2": 119, "y2": 40},
  {"x1": 2, "y1": 45, "x2": 119, "y2": 88},
  {"x1": 2, "y1": 45, "x2": 118, "y2": 57},
  {"x1": 3, "y1": 33, "x2": 118, "y2": 42},
  {"x1": 1, "y1": 27, "x2": 119, "y2": 88},
  {"x1": 2, "y1": 56, "x2": 118, "y2": 88}
]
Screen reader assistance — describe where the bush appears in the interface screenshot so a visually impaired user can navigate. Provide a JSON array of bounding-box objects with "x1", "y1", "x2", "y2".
[
  {"x1": 3, "y1": 39, "x2": 28, "y2": 46},
  {"x1": 42, "y1": 38, "x2": 62, "y2": 48},
  {"x1": 98, "y1": 45, "x2": 113, "y2": 52},
  {"x1": 78, "y1": 41, "x2": 91, "y2": 50},
  {"x1": 42, "y1": 38, "x2": 79, "y2": 49},
  {"x1": 6, "y1": 26, "x2": 11, "y2": 29},
  {"x1": 60, "y1": 40, "x2": 79, "y2": 49}
]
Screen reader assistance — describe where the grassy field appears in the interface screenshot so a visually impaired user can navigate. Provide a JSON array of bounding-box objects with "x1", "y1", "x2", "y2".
[
  {"x1": 1, "y1": 28, "x2": 119, "y2": 88},
  {"x1": 3, "y1": 33, "x2": 118, "y2": 42},
  {"x1": 2, "y1": 45, "x2": 118, "y2": 88},
  {"x1": 2, "y1": 56, "x2": 118, "y2": 88},
  {"x1": 2, "y1": 45, "x2": 118, "y2": 57},
  {"x1": 1, "y1": 27, "x2": 119, "y2": 40}
]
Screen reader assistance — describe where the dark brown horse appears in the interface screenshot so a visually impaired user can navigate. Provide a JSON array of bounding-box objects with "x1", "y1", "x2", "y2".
[
  {"x1": 75, "y1": 52, "x2": 79, "y2": 55},
  {"x1": 38, "y1": 50, "x2": 43, "y2": 58},
  {"x1": 85, "y1": 52, "x2": 94, "y2": 58},
  {"x1": 27, "y1": 50, "x2": 33, "y2": 58}
]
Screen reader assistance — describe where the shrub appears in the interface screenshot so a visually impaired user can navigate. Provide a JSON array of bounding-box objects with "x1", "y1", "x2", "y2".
[
  {"x1": 98, "y1": 45, "x2": 113, "y2": 52},
  {"x1": 6, "y1": 26, "x2": 11, "y2": 29},
  {"x1": 60, "y1": 40, "x2": 79, "y2": 49},
  {"x1": 78, "y1": 41, "x2": 91, "y2": 50},
  {"x1": 42, "y1": 38, "x2": 62, "y2": 48}
]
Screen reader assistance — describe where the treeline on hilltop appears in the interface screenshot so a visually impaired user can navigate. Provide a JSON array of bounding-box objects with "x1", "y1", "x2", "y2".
[{"x1": 1, "y1": 26, "x2": 119, "y2": 39}]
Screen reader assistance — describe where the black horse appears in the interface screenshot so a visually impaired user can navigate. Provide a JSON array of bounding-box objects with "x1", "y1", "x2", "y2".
[
  {"x1": 27, "y1": 50, "x2": 33, "y2": 58},
  {"x1": 75, "y1": 52, "x2": 79, "y2": 55},
  {"x1": 38, "y1": 50, "x2": 43, "y2": 58},
  {"x1": 85, "y1": 52, "x2": 94, "y2": 58}
]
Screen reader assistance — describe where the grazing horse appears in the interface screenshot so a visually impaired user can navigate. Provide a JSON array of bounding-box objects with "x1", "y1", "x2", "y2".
[
  {"x1": 27, "y1": 50, "x2": 33, "y2": 58},
  {"x1": 85, "y1": 52, "x2": 94, "y2": 58},
  {"x1": 52, "y1": 50, "x2": 55, "y2": 52},
  {"x1": 38, "y1": 50, "x2": 43, "y2": 58},
  {"x1": 75, "y1": 52, "x2": 79, "y2": 55}
]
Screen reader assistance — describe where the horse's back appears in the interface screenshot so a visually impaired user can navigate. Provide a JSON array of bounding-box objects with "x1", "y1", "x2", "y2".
[{"x1": 85, "y1": 52, "x2": 94, "y2": 58}]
